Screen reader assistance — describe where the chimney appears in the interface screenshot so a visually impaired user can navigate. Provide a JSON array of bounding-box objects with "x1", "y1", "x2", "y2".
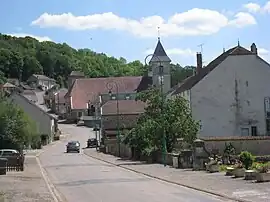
[
  {"x1": 196, "y1": 52, "x2": 202, "y2": 74},
  {"x1": 251, "y1": 43, "x2": 257, "y2": 55}
]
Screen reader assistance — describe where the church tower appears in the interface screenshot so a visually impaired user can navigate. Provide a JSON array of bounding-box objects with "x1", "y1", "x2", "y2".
[{"x1": 149, "y1": 38, "x2": 171, "y2": 94}]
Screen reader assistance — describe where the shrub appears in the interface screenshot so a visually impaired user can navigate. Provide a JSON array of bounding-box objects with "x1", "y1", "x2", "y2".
[
  {"x1": 255, "y1": 163, "x2": 269, "y2": 173},
  {"x1": 239, "y1": 151, "x2": 255, "y2": 170}
]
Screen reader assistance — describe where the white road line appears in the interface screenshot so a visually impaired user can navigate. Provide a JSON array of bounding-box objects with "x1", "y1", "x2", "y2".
[{"x1": 36, "y1": 157, "x2": 64, "y2": 202}]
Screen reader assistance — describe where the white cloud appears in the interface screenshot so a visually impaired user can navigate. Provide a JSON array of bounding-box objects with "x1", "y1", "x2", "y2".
[
  {"x1": 7, "y1": 33, "x2": 52, "y2": 42},
  {"x1": 243, "y1": 3, "x2": 261, "y2": 13},
  {"x1": 228, "y1": 12, "x2": 256, "y2": 27},
  {"x1": 243, "y1": 1, "x2": 270, "y2": 13},
  {"x1": 31, "y1": 8, "x2": 256, "y2": 38},
  {"x1": 144, "y1": 48, "x2": 195, "y2": 57}
]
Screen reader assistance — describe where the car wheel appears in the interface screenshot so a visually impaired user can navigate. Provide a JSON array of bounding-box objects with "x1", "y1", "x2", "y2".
[
  {"x1": 20, "y1": 165, "x2": 24, "y2": 171},
  {"x1": 66, "y1": 150, "x2": 69, "y2": 153},
  {"x1": 77, "y1": 150, "x2": 80, "y2": 153}
]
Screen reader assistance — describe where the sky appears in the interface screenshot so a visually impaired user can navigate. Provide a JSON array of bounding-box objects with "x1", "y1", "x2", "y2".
[{"x1": 1, "y1": 0, "x2": 270, "y2": 66}]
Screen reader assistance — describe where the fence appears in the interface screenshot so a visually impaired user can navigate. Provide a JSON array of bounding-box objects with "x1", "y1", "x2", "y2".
[{"x1": 1, "y1": 156, "x2": 24, "y2": 172}]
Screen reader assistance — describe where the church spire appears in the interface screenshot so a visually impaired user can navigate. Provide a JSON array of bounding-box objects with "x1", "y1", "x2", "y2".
[{"x1": 149, "y1": 37, "x2": 171, "y2": 63}]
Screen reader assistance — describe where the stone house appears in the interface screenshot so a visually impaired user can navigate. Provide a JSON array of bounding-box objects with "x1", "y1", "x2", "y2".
[
  {"x1": 27, "y1": 74, "x2": 56, "y2": 91},
  {"x1": 8, "y1": 92, "x2": 58, "y2": 145},
  {"x1": 51, "y1": 88, "x2": 68, "y2": 117},
  {"x1": 64, "y1": 76, "x2": 150, "y2": 122},
  {"x1": 170, "y1": 43, "x2": 270, "y2": 137},
  {"x1": 100, "y1": 98, "x2": 146, "y2": 156}
]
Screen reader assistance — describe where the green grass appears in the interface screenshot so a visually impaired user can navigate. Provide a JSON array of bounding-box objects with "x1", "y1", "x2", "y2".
[{"x1": 219, "y1": 164, "x2": 228, "y2": 172}]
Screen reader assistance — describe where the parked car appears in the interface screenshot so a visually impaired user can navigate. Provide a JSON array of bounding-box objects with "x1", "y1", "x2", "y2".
[
  {"x1": 0, "y1": 149, "x2": 25, "y2": 171},
  {"x1": 87, "y1": 138, "x2": 98, "y2": 148},
  {"x1": 66, "y1": 141, "x2": 80, "y2": 153}
]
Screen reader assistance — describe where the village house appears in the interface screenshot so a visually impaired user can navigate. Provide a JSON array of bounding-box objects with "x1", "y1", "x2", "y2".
[
  {"x1": 170, "y1": 43, "x2": 270, "y2": 138},
  {"x1": 27, "y1": 74, "x2": 56, "y2": 91},
  {"x1": 51, "y1": 88, "x2": 68, "y2": 117},
  {"x1": 8, "y1": 92, "x2": 58, "y2": 145}
]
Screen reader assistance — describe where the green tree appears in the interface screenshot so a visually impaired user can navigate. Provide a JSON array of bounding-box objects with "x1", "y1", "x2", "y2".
[
  {"x1": 0, "y1": 98, "x2": 39, "y2": 150},
  {"x1": 123, "y1": 87, "x2": 199, "y2": 156}
]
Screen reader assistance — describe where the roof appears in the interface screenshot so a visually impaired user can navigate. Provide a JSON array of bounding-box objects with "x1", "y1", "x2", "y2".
[
  {"x1": 101, "y1": 100, "x2": 146, "y2": 115},
  {"x1": 150, "y1": 39, "x2": 171, "y2": 63},
  {"x1": 70, "y1": 71, "x2": 85, "y2": 77},
  {"x1": 32, "y1": 74, "x2": 55, "y2": 81},
  {"x1": 21, "y1": 90, "x2": 38, "y2": 103},
  {"x1": 172, "y1": 45, "x2": 255, "y2": 95},
  {"x1": 65, "y1": 76, "x2": 144, "y2": 109},
  {"x1": 9, "y1": 92, "x2": 57, "y2": 120},
  {"x1": 54, "y1": 88, "x2": 68, "y2": 103}
]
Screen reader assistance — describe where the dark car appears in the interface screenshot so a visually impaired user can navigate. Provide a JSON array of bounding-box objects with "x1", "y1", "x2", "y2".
[
  {"x1": 87, "y1": 138, "x2": 98, "y2": 148},
  {"x1": 66, "y1": 141, "x2": 80, "y2": 153},
  {"x1": 0, "y1": 149, "x2": 25, "y2": 171}
]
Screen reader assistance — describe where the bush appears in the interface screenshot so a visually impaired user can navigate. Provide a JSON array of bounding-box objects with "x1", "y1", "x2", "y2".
[{"x1": 239, "y1": 151, "x2": 255, "y2": 170}]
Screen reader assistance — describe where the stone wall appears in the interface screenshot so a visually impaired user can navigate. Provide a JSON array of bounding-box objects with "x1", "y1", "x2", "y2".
[
  {"x1": 201, "y1": 136, "x2": 270, "y2": 156},
  {"x1": 104, "y1": 138, "x2": 132, "y2": 158}
]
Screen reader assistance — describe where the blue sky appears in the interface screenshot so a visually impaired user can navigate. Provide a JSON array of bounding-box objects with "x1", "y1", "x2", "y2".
[{"x1": 1, "y1": 0, "x2": 270, "y2": 66}]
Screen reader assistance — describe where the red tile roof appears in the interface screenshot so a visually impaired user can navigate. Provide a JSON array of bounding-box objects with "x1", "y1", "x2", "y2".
[
  {"x1": 65, "y1": 76, "x2": 143, "y2": 109},
  {"x1": 102, "y1": 100, "x2": 146, "y2": 115}
]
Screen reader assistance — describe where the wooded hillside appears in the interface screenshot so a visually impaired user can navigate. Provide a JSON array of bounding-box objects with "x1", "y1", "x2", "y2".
[{"x1": 0, "y1": 34, "x2": 194, "y2": 87}]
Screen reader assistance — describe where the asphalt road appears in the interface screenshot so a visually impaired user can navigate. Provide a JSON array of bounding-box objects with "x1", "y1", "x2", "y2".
[{"x1": 38, "y1": 124, "x2": 234, "y2": 202}]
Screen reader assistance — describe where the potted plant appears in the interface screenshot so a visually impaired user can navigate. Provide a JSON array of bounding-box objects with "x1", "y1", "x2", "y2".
[
  {"x1": 233, "y1": 162, "x2": 245, "y2": 178},
  {"x1": 239, "y1": 151, "x2": 256, "y2": 180},
  {"x1": 239, "y1": 151, "x2": 255, "y2": 170},
  {"x1": 256, "y1": 163, "x2": 270, "y2": 182},
  {"x1": 205, "y1": 155, "x2": 220, "y2": 173}
]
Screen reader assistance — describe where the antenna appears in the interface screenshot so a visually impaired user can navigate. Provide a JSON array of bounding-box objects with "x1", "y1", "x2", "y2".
[
  {"x1": 198, "y1": 43, "x2": 204, "y2": 53},
  {"x1": 157, "y1": 26, "x2": 160, "y2": 40}
]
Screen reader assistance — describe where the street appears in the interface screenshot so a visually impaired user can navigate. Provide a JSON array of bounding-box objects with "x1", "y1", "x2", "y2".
[{"x1": 38, "y1": 124, "x2": 234, "y2": 202}]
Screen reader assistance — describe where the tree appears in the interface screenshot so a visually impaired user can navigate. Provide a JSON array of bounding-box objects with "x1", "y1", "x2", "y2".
[
  {"x1": 0, "y1": 33, "x2": 195, "y2": 88},
  {"x1": 123, "y1": 87, "x2": 199, "y2": 157},
  {"x1": 0, "y1": 97, "x2": 39, "y2": 150}
]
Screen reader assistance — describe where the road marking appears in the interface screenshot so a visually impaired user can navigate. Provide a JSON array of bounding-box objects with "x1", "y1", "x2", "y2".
[{"x1": 36, "y1": 157, "x2": 64, "y2": 202}]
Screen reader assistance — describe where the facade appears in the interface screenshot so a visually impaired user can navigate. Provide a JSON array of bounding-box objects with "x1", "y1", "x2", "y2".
[
  {"x1": 171, "y1": 43, "x2": 270, "y2": 137},
  {"x1": 51, "y1": 88, "x2": 68, "y2": 116},
  {"x1": 27, "y1": 74, "x2": 56, "y2": 91},
  {"x1": 9, "y1": 92, "x2": 58, "y2": 145}
]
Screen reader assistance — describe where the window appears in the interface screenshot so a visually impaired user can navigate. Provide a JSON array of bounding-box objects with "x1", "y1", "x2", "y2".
[
  {"x1": 251, "y1": 126, "x2": 258, "y2": 136},
  {"x1": 241, "y1": 128, "x2": 249, "y2": 136},
  {"x1": 78, "y1": 112, "x2": 83, "y2": 117},
  {"x1": 2, "y1": 151, "x2": 14, "y2": 156}
]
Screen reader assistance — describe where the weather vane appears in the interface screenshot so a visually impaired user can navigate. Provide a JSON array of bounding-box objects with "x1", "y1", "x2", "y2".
[{"x1": 157, "y1": 26, "x2": 160, "y2": 40}]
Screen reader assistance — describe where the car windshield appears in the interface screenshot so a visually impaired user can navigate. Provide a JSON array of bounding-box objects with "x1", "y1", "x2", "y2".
[{"x1": 68, "y1": 141, "x2": 79, "y2": 145}]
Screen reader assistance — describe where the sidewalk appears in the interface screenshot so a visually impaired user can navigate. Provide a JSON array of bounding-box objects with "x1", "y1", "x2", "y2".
[
  {"x1": 84, "y1": 149, "x2": 270, "y2": 202},
  {"x1": 0, "y1": 156, "x2": 54, "y2": 202}
]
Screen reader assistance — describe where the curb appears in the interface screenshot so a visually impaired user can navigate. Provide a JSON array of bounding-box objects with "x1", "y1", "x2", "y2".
[{"x1": 85, "y1": 152, "x2": 251, "y2": 202}]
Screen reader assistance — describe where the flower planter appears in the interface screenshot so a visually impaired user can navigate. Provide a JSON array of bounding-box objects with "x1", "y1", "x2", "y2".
[
  {"x1": 244, "y1": 170, "x2": 257, "y2": 180},
  {"x1": 207, "y1": 164, "x2": 219, "y2": 173},
  {"x1": 256, "y1": 173, "x2": 270, "y2": 182},
  {"x1": 234, "y1": 168, "x2": 246, "y2": 178},
  {"x1": 225, "y1": 167, "x2": 235, "y2": 176}
]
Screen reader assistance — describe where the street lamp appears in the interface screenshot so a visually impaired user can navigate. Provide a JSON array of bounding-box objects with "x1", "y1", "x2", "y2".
[
  {"x1": 106, "y1": 81, "x2": 121, "y2": 157},
  {"x1": 144, "y1": 54, "x2": 167, "y2": 167}
]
